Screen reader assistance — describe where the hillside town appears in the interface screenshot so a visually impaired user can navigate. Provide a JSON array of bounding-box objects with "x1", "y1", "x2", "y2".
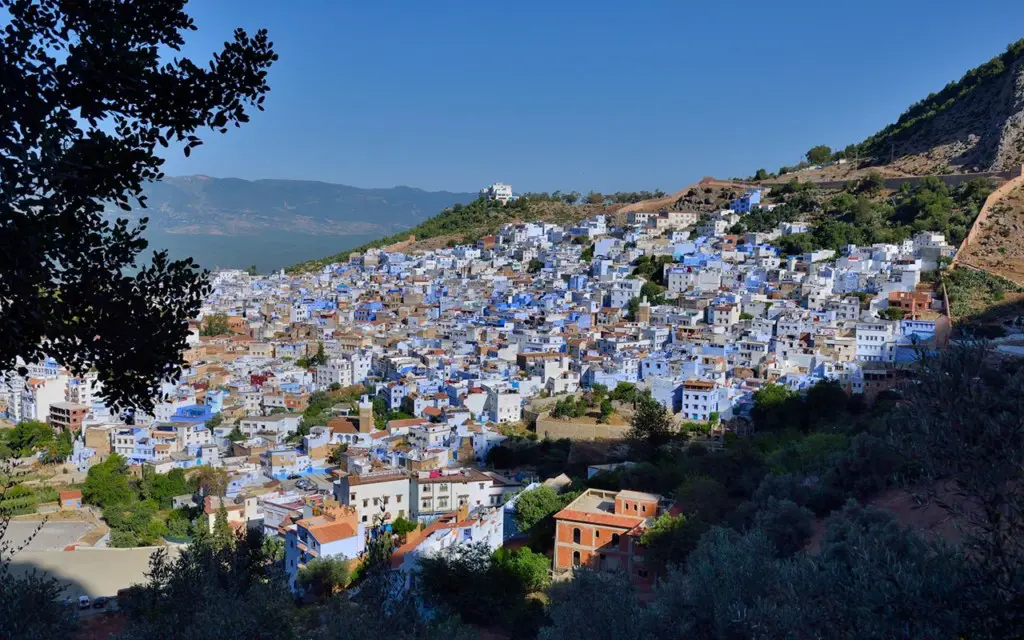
[{"x1": 0, "y1": 182, "x2": 955, "y2": 599}]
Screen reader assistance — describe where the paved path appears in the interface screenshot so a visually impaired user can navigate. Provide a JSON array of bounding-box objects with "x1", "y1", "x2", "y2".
[
  {"x1": 7, "y1": 547, "x2": 178, "y2": 599},
  {"x1": 4, "y1": 520, "x2": 92, "y2": 551}
]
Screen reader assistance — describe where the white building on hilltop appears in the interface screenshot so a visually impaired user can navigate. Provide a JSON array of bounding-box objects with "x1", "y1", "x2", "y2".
[{"x1": 481, "y1": 182, "x2": 514, "y2": 204}]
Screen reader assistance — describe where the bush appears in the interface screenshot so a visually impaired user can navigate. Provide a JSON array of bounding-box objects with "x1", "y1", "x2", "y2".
[
  {"x1": 752, "y1": 498, "x2": 814, "y2": 557},
  {"x1": 297, "y1": 556, "x2": 351, "y2": 598}
]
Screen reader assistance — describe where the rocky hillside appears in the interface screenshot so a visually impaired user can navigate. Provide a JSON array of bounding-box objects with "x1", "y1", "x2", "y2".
[{"x1": 858, "y1": 39, "x2": 1024, "y2": 175}]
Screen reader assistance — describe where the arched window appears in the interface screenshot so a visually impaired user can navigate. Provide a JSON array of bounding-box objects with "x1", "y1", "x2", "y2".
[
  {"x1": 573, "y1": 527, "x2": 581, "y2": 544},
  {"x1": 572, "y1": 551, "x2": 581, "y2": 567},
  {"x1": 611, "y1": 533, "x2": 620, "y2": 547}
]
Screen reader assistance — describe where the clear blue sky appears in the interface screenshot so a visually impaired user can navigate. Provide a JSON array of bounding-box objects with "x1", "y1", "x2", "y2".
[{"x1": 161, "y1": 0, "x2": 1024, "y2": 194}]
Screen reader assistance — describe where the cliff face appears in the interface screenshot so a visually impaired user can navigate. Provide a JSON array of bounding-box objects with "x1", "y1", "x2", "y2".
[{"x1": 865, "y1": 43, "x2": 1024, "y2": 175}]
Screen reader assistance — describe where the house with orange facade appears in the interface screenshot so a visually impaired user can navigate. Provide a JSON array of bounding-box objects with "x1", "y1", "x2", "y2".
[{"x1": 552, "y1": 488, "x2": 663, "y2": 589}]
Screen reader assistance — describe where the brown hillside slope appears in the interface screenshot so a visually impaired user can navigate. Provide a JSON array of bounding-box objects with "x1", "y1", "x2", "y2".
[
  {"x1": 863, "y1": 42, "x2": 1024, "y2": 175},
  {"x1": 616, "y1": 178, "x2": 756, "y2": 214},
  {"x1": 956, "y1": 176, "x2": 1024, "y2": 285}
]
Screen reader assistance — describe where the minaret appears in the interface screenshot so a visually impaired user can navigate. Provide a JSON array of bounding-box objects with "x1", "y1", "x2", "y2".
[
  {"x1": 637, "y1": 296, "x2": 651, "y2": 324},
  {"x1": 358, "y1": 395, "x2": 374, "y2": 434}
]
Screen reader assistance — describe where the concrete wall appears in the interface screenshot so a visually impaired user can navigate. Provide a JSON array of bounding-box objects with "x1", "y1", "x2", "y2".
[{"x1": 535, "y1": 415, "x2": 630, "y2": 440}]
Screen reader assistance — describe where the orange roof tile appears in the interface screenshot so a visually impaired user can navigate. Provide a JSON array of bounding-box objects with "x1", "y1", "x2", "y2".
[{"x1": 306, "y1": 521, "x2": 358, "y2": 544}]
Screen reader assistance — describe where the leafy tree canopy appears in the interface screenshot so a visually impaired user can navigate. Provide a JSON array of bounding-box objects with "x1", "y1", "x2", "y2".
[{"x1": 0, "y1": 0, "x2": 277, "y2": 412}]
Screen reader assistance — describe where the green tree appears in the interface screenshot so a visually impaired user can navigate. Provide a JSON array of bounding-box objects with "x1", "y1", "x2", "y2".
[
  {"x1": 640, "y1": 512, "x2": 707, "y2": 575},
  {"x1": 297, "y1": 556, "x2": 350, "y2": 599},
  {"x1": 5, "y1": 420, "x2": 54, "y2": 457},
  {"x1": 212, "y1": 503, "x2": 234, "y2": 550},
  {"x1": 166, "y1": 508, "x2": 193, "y2": 538},
  {"x1": 751, "y1": 383, "x2": 799, "y2": 431},
  {"x1": 0, "y1": 0, "x2": 277, "y2": 413},
  {"x1": 141, "y1": 468, "x2": 191, "y2": 508},
  {"x1": 310, "y1": 341, "x2": 328, "y2": 366},
  {"x1": 417, "y1": 542, "x2": 546, "y2": 633},
  {"x1": 806, "y1": 144, "x2": 833, "y2": 164},
  {"x1": 227, "y1": 425, "x2": 245, "y2": 443},
  {"x1": 191, "y1": 466, "x2": 229, "y2": 498},
  {"x1": 492, "y1": 546, "x2": 551, "y2": 592},
  {"x1": 245, "y1": 264, "x2": 259, "y2": 276},
  {"x1": 82, "y1": 453, "x2": 135, "y2": 508},
  {"x1": 628, "y1": 394, "x2": 674, "y2": 452},
  {"x1": 751, "y1": 497, "x2": 814, "y2": 557},
  {"x1": 200, "y1": 313, "x2": 231, "y2": 337},
  {"x1": 675, "y1": 476, "x2": 730, "y2": 524},
  {"x1": 527, "y1": 258, "x2": 544, "y2": 273},
  {"x1": 513, "y1": 486, "x2": 564, "y2": 532},
  {"x1": 539, "y1": 570, "x2": 641, "y2": 640},
  {"x1": 117, "y1": 528, "x2": 296, "y2": 640},
  {"x1": 40, "y1": 428, "x2": 74, "y2": 464},
  {"x1": 753, "y1": 168, "x2": 770, "y2": 181},
  {"x1": 881, "y1": 306, "x2": 906, "y2": 320},
  {"x1": 611, "y1": 382, "x2": 638, "y2": 405},
  {"x1": 389, "y1": 516, "x2": 417, "y2": 540},
  {"x1": 327, "y1": 443, "x2": 349, "y2": 466},
  {"x1": 598, "y1": 398, "x2": 614, "y2": 423},
  {"x1": 586, "y1": 191, "x2": 605, "y2": 205}
]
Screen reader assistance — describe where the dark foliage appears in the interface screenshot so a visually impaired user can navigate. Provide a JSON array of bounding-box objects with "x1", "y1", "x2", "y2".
[{"x1": 0, "y1": 0, "x2": 277, "y2": 412}]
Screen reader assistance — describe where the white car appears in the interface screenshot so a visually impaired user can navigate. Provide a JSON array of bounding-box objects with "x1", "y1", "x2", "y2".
[{"x1": 77, "y1": 595, "x2": 91, "y2": 610}]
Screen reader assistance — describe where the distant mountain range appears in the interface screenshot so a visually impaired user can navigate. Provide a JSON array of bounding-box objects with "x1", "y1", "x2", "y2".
[{"x1": 115, "y1": 176, "x2": 477, "y2": 271}]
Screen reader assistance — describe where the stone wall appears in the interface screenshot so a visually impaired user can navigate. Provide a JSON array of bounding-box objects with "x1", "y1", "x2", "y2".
[{"x1": 535, "y1": 414, "x2": 630, "y2": 441}]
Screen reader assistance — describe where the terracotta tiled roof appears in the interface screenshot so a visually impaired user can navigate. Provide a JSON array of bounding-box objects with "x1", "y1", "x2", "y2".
[{"x1": 305, "y1": 521, "x2": 357, "y2": 544}]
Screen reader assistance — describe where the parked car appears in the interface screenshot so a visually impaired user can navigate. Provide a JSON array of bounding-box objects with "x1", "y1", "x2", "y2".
[
  {"x1": 77, "y1": 596, "x2": 91, "y2": 610},
  {"x1": 286, "y1": 474, "x2": 301, "y2": 480},
  {"x1": 92, "y1": 596, "x2": 108, "y2": 609},
  {"x1": 295, "y1": 479, "x2": 312, "y2": 490}
]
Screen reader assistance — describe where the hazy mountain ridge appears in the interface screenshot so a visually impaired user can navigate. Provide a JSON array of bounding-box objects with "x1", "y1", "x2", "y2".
[{"x1": 127, "y1": 175, "x2": 477, "y2": 236}]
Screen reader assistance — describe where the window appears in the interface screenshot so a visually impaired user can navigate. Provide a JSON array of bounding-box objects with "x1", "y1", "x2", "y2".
[
  {"x1": 372, "y1": 497, "x2": 379, "y2": 506},
  {"x1": 595, "y1": 530, "x2": 600, "y2": 539},
  {"x1": 611, "y1": 533, "x2": 620, "y2": 546},
  {"x1": 479, "y1": 483, "x2": 485, "y2": 489},
  {"x1": 361, "y1": 515, "x2": 367, "y2": 523},
  {"x1": 396, "y1": 494, "x2": 402, "y2": 503},
  {"x1": 422, "y1": 484, "x2": 431, "y2": 493},
  {"x1": 439, "y1": 483, "x2": 448, "y2": 492},
  {"x1": 362, "y1": 499, "x2": 369, "y2": 508},
  {"x1": 572, "y1": 551, "x2": 581, "y2": 567},
  {"x1": 573, "y1": 527, "x2": 581, "y2": 544}
]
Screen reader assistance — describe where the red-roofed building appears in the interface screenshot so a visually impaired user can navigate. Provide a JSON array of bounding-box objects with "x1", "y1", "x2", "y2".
[
  {"x1": 285, "y1": 503, "x2": 365, "y2": 592},
  {"x1": 552, "y1": 488, "x2": 663, "y2": 591},
  {"x1": 59, "y1": 490, "x2": 82, "y2": 510}
]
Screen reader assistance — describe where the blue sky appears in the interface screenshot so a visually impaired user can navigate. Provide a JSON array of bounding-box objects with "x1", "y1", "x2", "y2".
[{"x1": 161, "y1": 0, "x2": 1024, "y2": 194}]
